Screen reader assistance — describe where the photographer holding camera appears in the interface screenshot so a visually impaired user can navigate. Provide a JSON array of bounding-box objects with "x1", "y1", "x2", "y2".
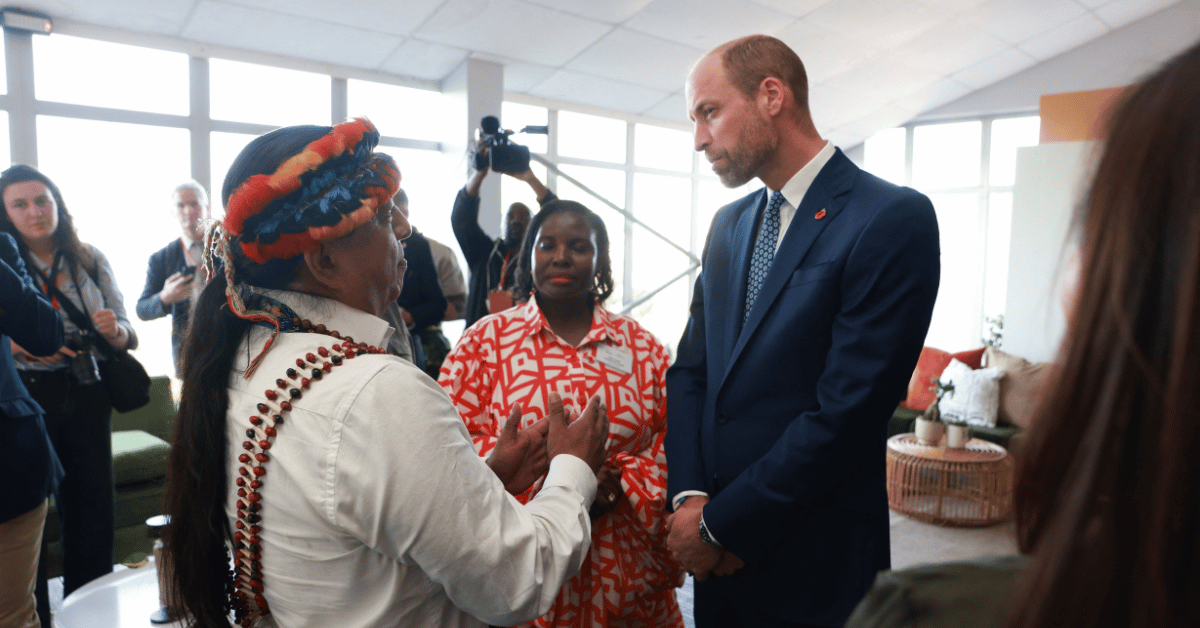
[
  {"x1": 452, "y1": 117, "x2": 556, "y2": 327},
  {"x1": 2, "y1": 164, "x2": 138, "y2": 627}
]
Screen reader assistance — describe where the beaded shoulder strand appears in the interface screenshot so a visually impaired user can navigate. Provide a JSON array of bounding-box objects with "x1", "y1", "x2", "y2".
[{"x1": 228, "y1": 325, "x2": 386, "y2": 627}]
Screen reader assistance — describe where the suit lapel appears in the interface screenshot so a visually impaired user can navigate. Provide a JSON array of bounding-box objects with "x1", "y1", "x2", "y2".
[{"x1": 724, "y1": 150, "x2": 858, "y2": 381}]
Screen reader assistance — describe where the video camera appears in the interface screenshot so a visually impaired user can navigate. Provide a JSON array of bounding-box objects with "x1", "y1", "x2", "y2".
[{"x1": 474, "y1": 116, "x2": 549, "y2": 174}]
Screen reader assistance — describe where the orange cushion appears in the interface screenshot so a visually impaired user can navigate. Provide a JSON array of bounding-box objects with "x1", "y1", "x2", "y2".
[
  {"x1": 951, "y1": 347, "x2": 985, "y2": 370},
  {"x1": 902, "y1": 346, "x2": 987, "y2": 410},
  {"x1": 903, "y1": 347, "x2": 951, "y2": 410}
]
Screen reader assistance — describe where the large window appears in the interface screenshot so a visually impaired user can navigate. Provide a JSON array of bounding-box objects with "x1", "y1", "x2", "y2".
[
  {"x1": 210, "y1": 59, "x2": 330, "y2": 126},
  {"x1": 348, "y1": 79, "x2": 453, "y2": 143},
  {"x1": 33, "y1": 35, "x2": 188, "y2": 115},
  {"x1": 38, "y1": 116, "x2": 191, "y2": 378},
  {"x1": 3, "y1": 28, "x2": 745, "y2": 367},
  {"x1": 864, "y1": 115, "x2": 1040, "y2": 352}
]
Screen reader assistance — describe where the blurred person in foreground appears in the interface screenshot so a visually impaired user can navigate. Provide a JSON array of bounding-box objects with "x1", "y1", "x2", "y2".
[
  {"x1": 1, "y1": 164, "x2": 139, "y2": 627},
  {"x1": 162, "y1": 118, "x2": 609, "y2": 628},
  {"x1": 441, "y1": 199, "x2": 685, "y2": 628},
  {"x1": 0, "y1": 231, "x2": 64, "y2": 628},
  {"x1": 845, "y1": 37, "x2": 1200, "y2": 628}
]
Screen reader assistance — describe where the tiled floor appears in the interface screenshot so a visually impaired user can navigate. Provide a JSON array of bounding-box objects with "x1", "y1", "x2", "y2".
[{"x1": 47, "y1": 511, "x2": 1015, "y2": 627}]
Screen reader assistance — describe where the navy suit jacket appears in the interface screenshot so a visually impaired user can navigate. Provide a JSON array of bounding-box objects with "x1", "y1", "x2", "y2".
[
  {"x1": 136, "y1": 239, "x2": 191, "y2": 371},
  {"x1": 1, "y1": 232, "x2": 65, "y2": 523},
  {"x1": 665, "y1": 149, "x2": 940, "y2": 625}
]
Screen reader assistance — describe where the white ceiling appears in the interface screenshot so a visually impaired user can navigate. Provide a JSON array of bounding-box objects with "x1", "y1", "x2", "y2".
[{"x1": 7, "y1": 0, "x2": 1189, "y2": 146}]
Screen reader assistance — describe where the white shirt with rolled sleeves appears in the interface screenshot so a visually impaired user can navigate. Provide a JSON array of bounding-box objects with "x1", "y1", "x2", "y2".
[{"x1": 224, "y1": 290, "x2": 597, "y2": 628}]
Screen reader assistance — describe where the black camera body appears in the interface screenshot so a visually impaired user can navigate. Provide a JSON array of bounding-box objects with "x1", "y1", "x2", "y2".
[
  {"x1": 67, "y1": 331, "x2": 101, "y2": 386},
  {"x1": 474, "y1": 116, "x2": 547, "y2": 175}
]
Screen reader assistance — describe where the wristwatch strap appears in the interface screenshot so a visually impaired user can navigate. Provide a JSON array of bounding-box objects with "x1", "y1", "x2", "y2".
[{"x1": 698, "y1": 513, "x2": 722, "y2": 548}]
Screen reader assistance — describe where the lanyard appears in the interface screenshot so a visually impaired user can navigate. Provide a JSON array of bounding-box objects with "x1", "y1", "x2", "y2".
[
  {"x1": 37, "y1": 252, "x2": 67, "y2": 311},
  {"x1": 180, "y1": 237, "x2": 198, "y2": 267}
]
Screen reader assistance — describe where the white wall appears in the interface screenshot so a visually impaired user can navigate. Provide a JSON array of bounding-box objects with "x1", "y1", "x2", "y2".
[
  {"x1": 1005, "y1": 141, "x2": 1097, "y2": 363},
  {"x1": 917, "y1": 0, "x2": 1200, "y2": 121}
]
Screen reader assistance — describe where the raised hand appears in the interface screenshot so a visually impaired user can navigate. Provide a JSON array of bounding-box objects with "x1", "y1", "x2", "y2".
[
  {"x1": 546, "y1": 393, "x2": 608, "y2": 473},
  {"x1": 485, "y1": 403, "x2": 551, "y2": 495}
]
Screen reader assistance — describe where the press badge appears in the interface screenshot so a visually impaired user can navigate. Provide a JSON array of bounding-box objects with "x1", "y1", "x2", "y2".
[{"x1": 595, "y1": 343, "x2": 633, "y2": 374}]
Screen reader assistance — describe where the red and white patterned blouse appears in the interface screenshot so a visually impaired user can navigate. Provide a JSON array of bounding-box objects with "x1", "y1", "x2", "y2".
[{"x1": 440, "y1": 297, "x2": 685, "y2": 628}]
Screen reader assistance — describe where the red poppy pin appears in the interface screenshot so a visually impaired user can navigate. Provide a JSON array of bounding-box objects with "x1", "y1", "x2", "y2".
[{"x1": 815, "y1": 209, "x2": 826, "y2": 220}]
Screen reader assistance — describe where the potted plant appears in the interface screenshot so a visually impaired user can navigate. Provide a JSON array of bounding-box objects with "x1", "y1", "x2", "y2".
[
  {"x1": 915, "y1": 377, "x2": 952, "y2": 446},
  {"x1": 944, "y1": 419, "x2": 971, "y2": 449}
]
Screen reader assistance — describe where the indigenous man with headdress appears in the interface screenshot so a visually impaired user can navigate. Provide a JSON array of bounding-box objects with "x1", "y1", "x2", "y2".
[{"x1": 162, "y1": 118, "x2": 610, "y2": 628}]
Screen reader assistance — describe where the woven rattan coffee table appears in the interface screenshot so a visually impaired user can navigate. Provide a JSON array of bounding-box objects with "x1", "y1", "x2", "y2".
[{"x1": 886, "y1": 433, "x2": 1014, "y2": 527}]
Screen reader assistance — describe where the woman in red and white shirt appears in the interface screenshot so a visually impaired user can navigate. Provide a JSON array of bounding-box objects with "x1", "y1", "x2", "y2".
[{"x1": 441, "y1": 199, "x2": 685, "y2": 628}]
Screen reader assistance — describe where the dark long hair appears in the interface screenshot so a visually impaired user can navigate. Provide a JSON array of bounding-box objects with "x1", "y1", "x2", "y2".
[
  {"x1": 1009, "y1": 39, "x2": 1200, "y2": 628},
  {"x1": 163, "y1": 126, "x2": 323, "y2": 627},
  {"x1": 513, "y1": 199, "x2": 613, "y2": 306},
  {"x1": 0, "y1": 164, "x2": 95, "y2": 272}
]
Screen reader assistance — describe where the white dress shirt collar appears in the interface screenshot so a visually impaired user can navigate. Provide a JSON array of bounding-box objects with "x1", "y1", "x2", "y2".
[
  {"x1": 254, "y1": 288, "x2": 396, "y2": 350},
  {"x1": 767, "y1": 140, "x2": 836, "y2": 251}
]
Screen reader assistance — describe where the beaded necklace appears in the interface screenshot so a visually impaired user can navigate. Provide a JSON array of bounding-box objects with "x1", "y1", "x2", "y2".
[{"x1": 228, "y1": 300, "x2": 386, "y2": 626}]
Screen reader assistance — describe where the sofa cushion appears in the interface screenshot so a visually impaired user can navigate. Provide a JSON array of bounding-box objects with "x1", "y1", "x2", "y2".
[
  {"x1": 902, "y1": 346, "x2": 988, "y2": 410},
  {"x1": 938, "y1": 358, "x2": 1005, "y2": 427},
  {"x1": 112, "y1": 429, "x2": 170, "y2": 486},
  {"x1": 983, "y1": 346, "x2": 1052, "y2": 430}
]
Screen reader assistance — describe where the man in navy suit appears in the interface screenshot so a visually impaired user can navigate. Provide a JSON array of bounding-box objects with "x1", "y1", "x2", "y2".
[
  {"x1": 136, "y1": 180, "x2": 210, "y2": 374},
  {"x1": 665, "y1": 35, "x2": 940, "y2": 627}
]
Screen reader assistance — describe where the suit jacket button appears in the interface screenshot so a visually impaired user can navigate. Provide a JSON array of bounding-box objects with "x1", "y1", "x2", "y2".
[{"x1": 716, "y1": 412, "x2": 730, "y2": 424}]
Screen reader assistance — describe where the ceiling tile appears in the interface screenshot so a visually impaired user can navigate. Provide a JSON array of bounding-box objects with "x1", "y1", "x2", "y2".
[
  {"x1": 183, "y1": 2, "x2": 403, "y2": 67},
  {"x1": 503, "y1": 61, "x2": 558, "y2": 93},
  {"x1": 565, "y1": 28, "x2": 701, "y2": 90},
  {"x1": 622, "y1": 0, "x2": 796, "y2": 50},
  {"x1": 808, "y1": 84, "x2": 874, "y2": 129},
  {"x1": 1094, "y1": 0, "x2": 1184, "y2": 27},
  {"x1": 42, "y1": 0, "x2": 194, "y2": 36},
  {"x1": 529, "y1": 70, "x2": 669, "y2": 113},
  {"x1": 415, "y1": 0, "x2": 612, "y2": 67},
  {"x1": 775, "y1": 19, "x2": 881, "y2": 84},
  {"x1": 747, "y1": 0, "x2": 838, "y2": 18},
  {"x1": 380, "y1": 39, "x2": 470, "y2": 81},
  {"x1": 1018, "y1": 12, "x2": 1110, "y2": 61},
  {"x1": 642, "y1": 92, "x2": 691, "y2": 125},
  {"x1": 821, "y1": 57, "x2": 941, "y2": 103},
  {"x1": 966, "y1": 0, "x2": 1088, "y2": 44},
  {"x1": 890, "y1": 78, "x2": 974, "y2": 116},
  {"x1": 888, "y1": 18, "x2": 1010, "y2": 75},
  {"x1": 228, "y1": 0, "x2": 444, "y2": 35},
  {"x1": 801, "y1": 0, "x2": 950, "y2": 49},
  {"x1": 949, "y1": 46, "x2": 1037, "y2": 89},
  {"x1": 836, "y1": 103, "x2": 917, "y2": 138},
  {"x1": 520, "y1": 0, "x2": 655, "y2": 23}
]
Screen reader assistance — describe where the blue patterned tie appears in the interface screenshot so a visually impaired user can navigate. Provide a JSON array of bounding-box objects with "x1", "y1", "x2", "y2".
[{"x1": 745, "y1": 191, "x2": 784, "y2": 323}]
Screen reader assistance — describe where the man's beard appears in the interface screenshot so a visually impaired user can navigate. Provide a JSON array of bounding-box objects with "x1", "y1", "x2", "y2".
[
  {"x1": 713, "y1": 113, "x2": 777, "y2": 188},
  {"x1": 505, "y1": 227, "x2": 526, "y2": 249}
]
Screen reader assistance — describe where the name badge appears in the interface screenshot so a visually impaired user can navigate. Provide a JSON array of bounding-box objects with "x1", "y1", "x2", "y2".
[{"x1": 595, "y1": 343, "x2": 633, "y2": 375}]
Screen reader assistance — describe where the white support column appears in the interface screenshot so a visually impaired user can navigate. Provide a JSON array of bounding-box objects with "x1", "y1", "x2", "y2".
[
  {"x1": 189, "y1": 56, "x2": 211, "y2": 192},
  {"x1": 5, "y1": 29, "x2": 38, "y2": 166},
  {"x1": 443, "y1": 58, "x2": 503, "y2": 237},
  {"x1": 331, "y1": 77, "x2": 347, "y2": 125}
]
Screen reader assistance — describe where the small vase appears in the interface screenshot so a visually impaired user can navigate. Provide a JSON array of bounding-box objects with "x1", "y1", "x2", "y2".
[
  {"x1": 914, "y1": 417, "x2": 945, "y2": 446},
  {"x1": 945, "y1": 424, "x2": 971, "y2": 449}
]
